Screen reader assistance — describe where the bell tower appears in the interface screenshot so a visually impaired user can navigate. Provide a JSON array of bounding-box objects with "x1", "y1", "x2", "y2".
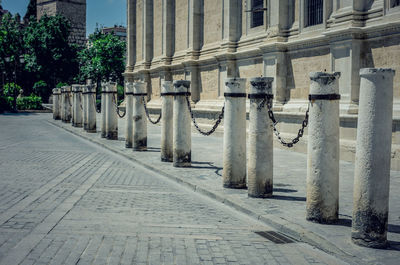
[{"x1": 36, "y1": 0, "x2": 86, "y2": 46}]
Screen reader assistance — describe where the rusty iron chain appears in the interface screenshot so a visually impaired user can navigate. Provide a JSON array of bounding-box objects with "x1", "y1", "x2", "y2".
[
  {"x1": 185, "y1": 95, "x2": 224, "y2": 136},
  {"x1": 264, "y1": 99, "x2": 309, "y2": 148},
  {"x1": 142, "y1": 96, "x2": 162, "y2": 124},
  {"x1": 112, "y1": 94, "x2": 126, "y2": 118}
]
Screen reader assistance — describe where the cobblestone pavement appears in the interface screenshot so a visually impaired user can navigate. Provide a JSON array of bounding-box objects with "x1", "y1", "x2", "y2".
[
  {"x1": 50, "y1": 111, "x2": 400, "y2": 265},
  {"x1": 0, "y1": 113, "x2": 348, "y2": 265}
]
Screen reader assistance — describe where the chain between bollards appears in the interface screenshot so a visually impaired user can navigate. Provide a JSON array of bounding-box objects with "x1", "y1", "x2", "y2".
[
  {"x1": 112, "y1": 94, "x2": 126, "y2": 118},
  {"x1": 264, "y1": 98, "x2": 309, "y2": 148},
  {"x1": 142, "y1": 96, "x2": 162, "y2": 124},
  {"x1": 185, "y1": 95, "x2": 224, "y2": 136}
]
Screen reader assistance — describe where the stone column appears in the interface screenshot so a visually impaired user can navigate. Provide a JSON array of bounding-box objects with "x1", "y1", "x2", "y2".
[
  {"x1": 82, "y1": 85, "x2": 88, "y2": 130},
  {"x1": 173, "y1": 80, "x2": 191, "y2": 167},
  {"x1": 351, "y1": 68, "x2": 395, "y2": 249},
  {"x1": 105, "y1": 82, "x2": 118, "y2": 140},
  {"x1": 63, "y1": 86, "x2": 72, "y2": 123},
  {"x1": 161, "y1": 81, "x2": 174, "y2": 162},
  {"x1": 132, "y1": 82, "x2": 147, "y2": 151},
  {"x1": 100, "y1": 83, "x2": 107, "y2": 138},
  {"x1": 86, "y1": 85, "x2": 97, "y2": 133},
  {"x1": 72, "y1": 85, "x2": 83, "y2": 127},
  {"x1": 306, "y1": 72, "x2": 341, "y2": 224},
  {"x1": 222, "y1": 78, "x2": 247, "y2": 189},
  {"x1": 248, "y1": 77, "x2": 274, "y2": 198},
  {"x1": 126, "y1": 0, "x2": 136, "y2": 71},
  {"x1": 52, "y1": 88, "x2": 61, "y2": 120},
  {"x1": 125, "y1": 82, "x2": 134, "y2": 148}
]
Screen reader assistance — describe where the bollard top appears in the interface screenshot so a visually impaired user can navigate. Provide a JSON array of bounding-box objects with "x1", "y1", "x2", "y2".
[
  {"x1": 249, "y1": 77, "x2": 274, "y2": 95},
  {"x1": 71, "y1": 84, "x2": 82, "y2": 92},
  {"x1": 87, "y1": 84, "x2": 96, "y2": 93},
  {"x1": 63, "y1": 86, "x2": 71, "y2": 92},
  {"x1": 133, "y1": 82, "x2": 147, "y2": 94},
  {"x1": 125, "y1": 82, "x2": 134, "y2": 93},
  {"x1": 161, "y1": 81, "x2": 174, "y2": 94},
  {"x1": 82, "y1": 85, "x2": 89, "y2": 93},
  {"x1": 309, "y1": 72, "x2": 340, "y2": 95},
  {"x1": 173, "y1": 80, "x2": 190, "y2": 89},
  {"x1": 224, "y1": 78, "x2": 246, "y2": 93},
  {"x1": 360, "y1": 68, "x2": 395, "y2": 77}
]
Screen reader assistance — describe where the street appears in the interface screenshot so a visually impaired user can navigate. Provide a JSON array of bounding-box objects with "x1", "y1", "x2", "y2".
[{"x1": 0, "y1": 113, "x2": 346, "y2": 265}]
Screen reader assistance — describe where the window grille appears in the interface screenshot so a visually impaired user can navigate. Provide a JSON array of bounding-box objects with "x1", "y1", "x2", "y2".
[
  {"x1": 392, "y1": 0, "x2": 400, "y2": 8},
  {"x1": 251, "y1": 0, "x2": 264, "y2": 28},
  {"x1": 306, "y1": 0, "x2": 323, "y2": 27}
]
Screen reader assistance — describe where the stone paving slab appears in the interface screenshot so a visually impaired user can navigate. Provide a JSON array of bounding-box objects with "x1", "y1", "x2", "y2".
[
  {"x1": 47, "y1": 112, "x2": 400, "y2": 265},
  {"x1": 0, "y1": 113, "x2": 347, "y2": 265}
]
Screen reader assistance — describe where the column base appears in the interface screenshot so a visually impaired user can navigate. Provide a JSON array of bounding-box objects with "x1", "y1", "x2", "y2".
[
  {"x1": 86, "y1": 129, "x2": 97, "y2": 133},
  {"x1": 161, "y1": 156, "x2": 173, "y2": 163},
  {"x1": 351, "y1": 233, "x2": 388, "y2": 249},
  {"x1": 106, "y1": 132, "x2": 118, "y2": 140},
  {"x1": 306, "y1": 209, "x2": 338, "y2": 224},
  {"x1": 173, "y1": 161, "x2": 191, "y2": 167},
  {"x1": 223, "y1": 182, "x2": 247, "y2": 189},
  {"x1": 248, "y1": 192, "x2": 273, "y2": 198},
  {"x1": 125, "y1": 143, "x2": 132, "y2": 148}
]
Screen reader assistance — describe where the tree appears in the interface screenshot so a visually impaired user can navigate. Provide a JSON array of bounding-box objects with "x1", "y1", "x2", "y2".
[
  {"x1": 77, "y1": 29, "x2": 126, "y2": 89},
  {"x1": 0, "y1": 13, "x2": 24, "y2": 92},
  {"x1": 23, "y1": 0, "x2": 37, "y2": 23},
  {"x1": 24, "y1": 15, "x2": 79, "y2": 101}
]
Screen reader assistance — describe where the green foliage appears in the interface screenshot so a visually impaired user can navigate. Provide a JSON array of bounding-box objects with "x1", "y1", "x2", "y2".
[
  {"x1": 56, "y1": 82, "x2": 68, "y2": 88},
  {"x1": 3, "y1": 83, "x2": 21, "y2": 97},
  {"x1": 117, "y1": 84, "x2": 124, "y2": 101},
  {"x1": 24, "y1": 0, "x2": 37, "y2": 22},
  {"x1": 77, "y1": 29, "x2": 126, "y2": 86},
  {"x1": 32, "y1": 80, "x2": 48, "y2": 98},
  {"x1": 16, "y1": 94, "x2": 43, "y2": 110},
  {"x1": 0, "y1": 13, "x2": 24, "y2": 84},
  {"x1": 24, "y1": 15, "x2": 79, "y2": 91}
]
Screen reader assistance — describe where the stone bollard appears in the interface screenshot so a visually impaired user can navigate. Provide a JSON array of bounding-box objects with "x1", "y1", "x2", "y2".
[
  {"x1": 161, "y1": 81, "x2": 174, "y2": 162},
  {"x1": 72, "y1": 85, "x2": 83, "y2": 127},
  {"x1": 105, "y1": 82, "x2": 118, "y2": 140},
  {"x1": 306, "y1": 72, "x2": 341, "y2": 224},
  {"x1": 248, "y1": 77, "x2": 274, "y2": 197},
  {"x1": 60, "y1": 88, "x2": 65, "y2": 121},
  {"x1": 173, "y1": 80, "x2": 191, "y2": 167},
  {"x1": 62, "y1": 86, "x2": 72, "y2": 123},
  {"x1": 132, "y1": 82, "x2": 147, "y2": 151},
  {"x1": 125, "y1": 82, "x2": 134, "y2": 148},
  {"x1": 82, "y1": 85, "x2": 88, "y2": 130},
  {"x1": 223, "y1": 78, "x2": 247, "y2": 189},
  {"x1": 52, "y1": 88, "x2": 61, "y2": 120},
  {"x1": 100, "y1": 83, "x2": 107, "y2": 138},
  {"x1": 86, "y1": 85, "x2": 97, "y2": 133},
  {"x1": 351, "y1": 68, "x2": 395, "y2": 248}
]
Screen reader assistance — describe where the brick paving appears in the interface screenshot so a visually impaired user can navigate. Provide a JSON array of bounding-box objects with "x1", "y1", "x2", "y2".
[{"x1": 0, "y1": 113, "x2": 346, "y2": 265}]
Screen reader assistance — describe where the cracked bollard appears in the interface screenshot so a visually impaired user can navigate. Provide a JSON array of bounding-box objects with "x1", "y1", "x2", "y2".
[
  {"x1": 306, "y1": 72, "x2": 341, "y2": 224},
  {"x1": 125, "y1": 82, "x2": 134, "y2": 148},
  {"x1": 173, "y1": 80, "x2": 191, "y2": 167},
  {"x1": 52, "y1": 88, "x2": 61, "y2": 120},
  {"x1": 105, "y1": 82, "x2": 118, "y2": 140},
  {"x1": 62, "y1": 86, "x2": 72, "y2": 123},
  {"x1": 248, "y1": 77, "x2": 274, "y2": 197},
  {"x1": 86, "y1": 85, "x2": 97, "y2": 133},
  {"x1": 223, "y1": 78, "x2": 247, "y2": 189},
  {"x1": 82, "y1": 85, "x2": 88, "y2": 130},
  {"x1": 100, "y1": 83, "x2": 107, "y2": 138},
  {"x1": 132, "y1": 82, "x2": 147, "y2": 151},
  {"x1": 351, "y1": 68, "x2": 395, "y2": 249},
  {"x1": 72, "y1": 85, "x2": 83, "y2": 127},
  {"x1": 161, "y1": 81, "x2": 174, "y2": 162}
]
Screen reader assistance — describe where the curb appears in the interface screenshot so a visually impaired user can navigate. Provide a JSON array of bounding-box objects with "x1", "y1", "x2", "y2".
[{"x1": 47, "y1": 119, "x2": 359, "y2": 264}]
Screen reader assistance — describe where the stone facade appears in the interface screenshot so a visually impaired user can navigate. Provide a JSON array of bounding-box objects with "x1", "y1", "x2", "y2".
[
  {"x1": 124, "y1": 0, "x2": 400, "y2": 166},
  {"x1": 37, "y1": 0, "x2": 86, "y2": 46}
]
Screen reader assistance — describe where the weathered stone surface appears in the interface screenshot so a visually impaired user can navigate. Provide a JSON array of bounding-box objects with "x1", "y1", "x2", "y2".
[
  {"x1": 352, "y1": 68, "x2": 395, "y2": 248},
  {"x1": 306, "y1": 72, "x2": 340, "y2": 224},
  {"x1": 132, "y1": 82, "x2": 147, "y2": 151},
  {"x1": 161, "y1": 81, "x2": 174, "y2": 162}
]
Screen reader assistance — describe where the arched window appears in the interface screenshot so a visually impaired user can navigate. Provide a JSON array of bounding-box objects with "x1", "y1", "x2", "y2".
[
  {"x1": 306, "y1": 0, "x2": 323, "y2": 27},
  {"x1": 251, "y1": 0, "x2": 264, "y2": 28}
]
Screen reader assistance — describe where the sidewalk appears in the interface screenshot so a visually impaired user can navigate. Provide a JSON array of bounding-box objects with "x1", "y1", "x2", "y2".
[{"x1": 48, "y1": 113, "x2": 400, "y2": 265}]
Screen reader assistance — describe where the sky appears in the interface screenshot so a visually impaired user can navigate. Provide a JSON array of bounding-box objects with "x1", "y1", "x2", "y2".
[{"x1": 2, "y1": 0, "x2": 126, "y2": 37}]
